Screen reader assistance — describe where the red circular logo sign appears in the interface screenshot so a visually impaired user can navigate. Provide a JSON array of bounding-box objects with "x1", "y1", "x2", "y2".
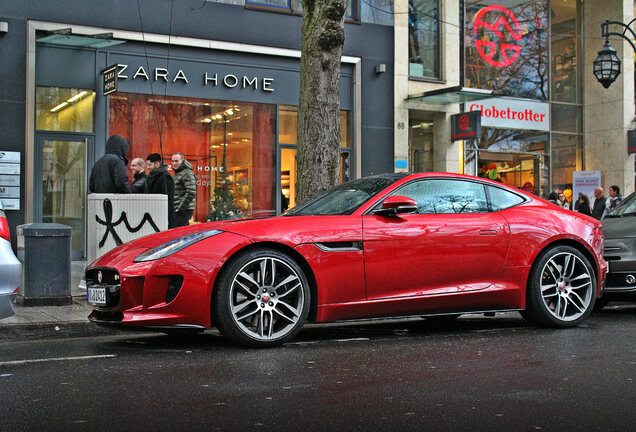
[
  {"x1": 473, "y1": 5, "x2": 522, "y2": 68},
  {"x1": 459, "y1": 114, "x2": 469, "y2": 131}
]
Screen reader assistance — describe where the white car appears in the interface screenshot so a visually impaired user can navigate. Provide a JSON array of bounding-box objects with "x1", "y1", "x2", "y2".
[{"x1": 0, "y1": 201, "x2": 21, "y2": 319}]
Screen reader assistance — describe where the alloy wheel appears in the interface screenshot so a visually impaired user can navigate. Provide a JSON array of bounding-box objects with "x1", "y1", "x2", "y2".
[
  {"x1": 229, "y1": 256, "x2": 306, "y2": 341},
  {"x1": 539, "y1": 252, "x2": 593, "y2": 322}
]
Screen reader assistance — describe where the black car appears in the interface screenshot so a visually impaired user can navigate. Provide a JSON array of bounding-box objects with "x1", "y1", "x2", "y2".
[{"x1": 598, "y1": 192, "x2": 636, "y2": 308}]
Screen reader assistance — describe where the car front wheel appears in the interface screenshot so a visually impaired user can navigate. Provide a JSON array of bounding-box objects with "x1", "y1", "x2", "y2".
[
  {"x1": 524, "y1": 245, "x2": 596, "y2": 328},
  {"x1": 213, "y1": 248, "x2": 310, "y2": 347}
]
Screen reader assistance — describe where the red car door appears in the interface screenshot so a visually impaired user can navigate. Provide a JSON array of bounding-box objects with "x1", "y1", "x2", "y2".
[{"x1": 362, "y1": 178, "x2": 510, "y2": 300}]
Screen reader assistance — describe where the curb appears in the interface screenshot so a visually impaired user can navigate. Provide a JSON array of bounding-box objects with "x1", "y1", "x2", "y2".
[{"x1": 0, "y1": 320, "x2": 129, "y2": 342}]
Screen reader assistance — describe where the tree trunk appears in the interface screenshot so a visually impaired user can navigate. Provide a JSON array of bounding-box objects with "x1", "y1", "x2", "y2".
[{"x1": 297, "y1": 0, "x2": 346, "y2": 204}]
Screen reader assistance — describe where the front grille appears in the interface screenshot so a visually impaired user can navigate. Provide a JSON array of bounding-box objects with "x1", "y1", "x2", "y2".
[{"x1": 85, "y1": 268, "x2": 121, "y2": 308}]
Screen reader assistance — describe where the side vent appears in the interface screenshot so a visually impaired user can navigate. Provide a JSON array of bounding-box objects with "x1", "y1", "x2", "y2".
[
  {"x1": 165, "y1": 275, "x2": 184, "y2": 304},
  {"x1": 315, "y1": 241, "x2": 363, "y2": 252}
]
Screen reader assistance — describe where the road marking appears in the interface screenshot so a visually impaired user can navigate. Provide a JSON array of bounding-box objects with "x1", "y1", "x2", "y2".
[
  {"x1": 286, "y1": 337, "x2": 371, "y2": 346},
  {"x1": 0, "y1": 354, "x2": 116, "y2": 366}
]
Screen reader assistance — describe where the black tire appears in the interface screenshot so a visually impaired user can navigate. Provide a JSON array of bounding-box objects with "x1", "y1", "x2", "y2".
[
  {"x1": 523, "y1": 245, "x2": 596, "y2": 328},
  {"x1": 213, "y1": 248, "x2": 311, "y2": 347}
]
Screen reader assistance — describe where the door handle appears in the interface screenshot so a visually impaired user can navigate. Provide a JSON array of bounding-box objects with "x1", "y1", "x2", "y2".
[{"x1": 479, "y1": 229, "x2": 498, "y2": 236}]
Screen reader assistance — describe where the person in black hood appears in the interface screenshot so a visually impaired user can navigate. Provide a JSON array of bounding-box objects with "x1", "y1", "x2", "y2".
[
  {"x1": 89, "y1": 135, "x2": 130, "y2": 193},
  {"x1": 146, "y1": 153, "x2": 177, "y2": 229}
]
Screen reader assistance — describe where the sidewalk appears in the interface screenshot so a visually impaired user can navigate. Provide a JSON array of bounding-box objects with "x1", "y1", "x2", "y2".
[{"x1": 0, "y1": 261, "x2": 124, "y2": 341}]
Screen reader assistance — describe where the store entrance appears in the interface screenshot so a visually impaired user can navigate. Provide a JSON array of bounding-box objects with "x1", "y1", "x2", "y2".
[
  {"x1": 475, "y1": 150, "x2": 548, "y2": 196},
  {"x1": 35, "y1": 132, "x2": 94, "y2": 260}
]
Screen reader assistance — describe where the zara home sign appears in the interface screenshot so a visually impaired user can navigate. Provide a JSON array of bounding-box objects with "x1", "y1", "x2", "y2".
[
  {"x1": 116, "y1": 64, "x2": 275, "y2": 92},
  {"x1": 469, "y1": 98, "x2": 549, "y2": 132}
]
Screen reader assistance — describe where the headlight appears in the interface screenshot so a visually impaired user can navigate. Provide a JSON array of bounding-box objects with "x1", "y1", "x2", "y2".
[{"x1": 133, "y1": 229, "x2": 222, "y2": 262}]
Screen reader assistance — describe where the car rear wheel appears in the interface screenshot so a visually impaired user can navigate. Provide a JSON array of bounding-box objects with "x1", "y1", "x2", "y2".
[
  {"x1": 523, "y1": 245, "x2": 596, "y2": 328},
  {"x1": 213, "y1": 249, "x2": 310, "y2": 347}
]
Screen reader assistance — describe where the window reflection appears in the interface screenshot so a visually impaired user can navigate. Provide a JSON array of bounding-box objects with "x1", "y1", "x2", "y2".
[
  {"x1": 408, "y1": 0, "x2": 439, "y2": 78},
  {"x1": 395, "y1": 179, "x2": 489, "y2": 214},
  {"x1": 465, "y1": 0, "x2": 548, "y2": 100}
]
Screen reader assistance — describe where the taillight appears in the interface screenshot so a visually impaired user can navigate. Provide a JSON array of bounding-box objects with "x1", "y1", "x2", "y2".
[
  {"x1": 593, "y1": 226, "x2": 603, "y2": 236},
  {"x1": 0, "y1": 213, "x2": 10, "y2": 243}
]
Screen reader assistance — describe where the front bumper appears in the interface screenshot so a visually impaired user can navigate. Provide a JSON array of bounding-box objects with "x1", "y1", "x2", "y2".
[
  {"x1": 0, "y1": 239, "x2": 21, "y2": 294},
  {"x1": 86, "y1": 231, "x2": 252, "y2": 329},
  {"x1": 0, "y1": 292, "x2": 16, "y2": 320},
  {"x1": 603, "y1": 237, "x2": 636, "y2": 293}
]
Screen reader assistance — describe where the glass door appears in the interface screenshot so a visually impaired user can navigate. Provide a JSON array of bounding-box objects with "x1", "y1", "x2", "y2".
[{"x1": 36, "y1": 133, "x2": 93, "y2": 260}]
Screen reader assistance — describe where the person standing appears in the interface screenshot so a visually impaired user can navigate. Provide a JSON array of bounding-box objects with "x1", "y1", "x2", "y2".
[
  {"x1": 591, "y1": 187, "x2": 607, "y2": 219},
  {"x1": 557, "y1": 191, "x2": 570, "y2": 210},
  {"x1": 577, "y1": 192, "x2": 592, "y2": 216},
  {"x1": 607, "y1": 185, "x2": 623, "y2": 212},
  {"x1": 89, "y1": 135, "x2": 130, "y2": 193},
  {"x1": 130, "y1": 158, "x2": 148, "y2": 193},
  {"x1": 171, "y1": 152, "x2": 196, "y2": 227},
  {"x1": 146, "y1": 153, "x2": 176, "y2": 229}
]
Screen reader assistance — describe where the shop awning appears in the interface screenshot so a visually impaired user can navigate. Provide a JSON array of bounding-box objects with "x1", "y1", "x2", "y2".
[
  {"x1": 407, "y1": 86, "x2": 493, "y2": 104},
  {"x1": 37, "y1": 29, "x2": 126, "y2": 49}
]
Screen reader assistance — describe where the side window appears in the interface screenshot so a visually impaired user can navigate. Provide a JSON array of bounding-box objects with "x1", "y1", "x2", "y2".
[
  {"x1": 393, "y1": 179, "x2": 489, "y2": 214},
  {"x1": 487, "y1": 186, "x2": 525, "y2": 211}
]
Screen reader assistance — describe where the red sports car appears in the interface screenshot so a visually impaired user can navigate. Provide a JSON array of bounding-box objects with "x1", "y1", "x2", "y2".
[{"x1": 87, "y1": 173, "x2": 607, "y2": 347}]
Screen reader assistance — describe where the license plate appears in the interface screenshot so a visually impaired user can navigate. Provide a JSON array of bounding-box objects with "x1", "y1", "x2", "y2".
[{"x1": 88, "y1": 287, "x2": 107, "y2": 306}]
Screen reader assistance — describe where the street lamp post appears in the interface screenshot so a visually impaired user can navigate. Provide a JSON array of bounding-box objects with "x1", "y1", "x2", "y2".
[{"x1": 594, "y1": 19, "x2": 636, "y2": 88}]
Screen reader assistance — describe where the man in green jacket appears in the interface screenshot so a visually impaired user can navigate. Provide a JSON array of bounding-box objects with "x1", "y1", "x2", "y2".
[{"x1": 171, "y1": 152, "x2": 196, "y2": 227}]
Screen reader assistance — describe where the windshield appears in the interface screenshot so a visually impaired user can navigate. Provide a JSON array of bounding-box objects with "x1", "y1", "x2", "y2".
[
  {"x1": 606, "y1": 192, "x2": 636, "y2": 217},
  {"x1": 283, "y1": 175, "x2": 406, "y2": 216}
]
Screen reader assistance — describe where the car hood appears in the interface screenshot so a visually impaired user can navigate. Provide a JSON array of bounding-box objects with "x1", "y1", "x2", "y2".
[
  {"x1": 118, "y1": 218, "x2": 264, "y2": 249},
  {"x1": 602, "y1": 216, "x2": 636, "y2": 239},
  {"x1": 118, "y1": 215, "x2": 362, "y2": 250}
]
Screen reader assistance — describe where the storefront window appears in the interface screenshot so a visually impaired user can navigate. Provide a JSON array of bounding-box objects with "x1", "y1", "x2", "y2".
[
  {"x1": 551, "y1": 133, "x2": 580, "y2": 202},
  {"x1": 36, "y1": 87, "x2": 95, "y2": 132},
  {"x1": 465, "y1": 1, "x2": 548, "y2": 100},
  {"x1": 362, "y1": 0, "x2": 394, "y2": 26},
  {"x1": 409, "y1": 120, "x2": 434, "y2": 172},
  {"x1": 409, "y1": 0, "x2": 439, "y2": 78},
  {"x1": 279, "y1": 105, "x2": 349, "y2": 147},
  {"x1": 551, "y1": 103, "x2": 581, "y2": 134},
  {"x1": 467, "y1": 127, "x2": 549, "y2": 196},
  {"x1": 278, "y1": 106, "x2": 351, "y2": 210},
  {"x1": 109, "y1": 93, "x2": 277, "y2": 221},
  {"x1": 551, "y1": 0, "x2": 579, "y2": 103}
]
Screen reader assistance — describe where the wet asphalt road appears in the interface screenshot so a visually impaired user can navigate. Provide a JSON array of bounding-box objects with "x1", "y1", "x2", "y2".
[{"x1": 0, "y1": 306, "x2": 634, "y2": 432}]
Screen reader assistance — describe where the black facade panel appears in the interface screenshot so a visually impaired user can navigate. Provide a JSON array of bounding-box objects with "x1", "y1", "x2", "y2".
[
  {"x1": 0, "y1": 100, "x2": 26, "y2": 244},
  {"x1": 35, "y1": 45, "x2": 97, "y2": 88},
  {"x1": 361, "y1": 125, "x2": 393, "y2": 177},
  {"x1": 0, "y1": 18, "x2": 27, "y2": 245},
  {"x1": 0, "y1": 19, "x2": 27, "y2": 102}
]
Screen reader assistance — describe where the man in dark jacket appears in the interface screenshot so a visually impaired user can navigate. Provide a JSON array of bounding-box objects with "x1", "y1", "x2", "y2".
[
  {"x1": 171, "y1": 152, "x2": 196, "y2": 227},
  {"x1": 130, "y1": 158, "x2": 148, "y2": 193},
  {"x1": 592, "y1": 187, "x2": 607, "y2": 220},
  {"x1": 89, "y1": 135, "x2": 130, "y2": 193},
  {"x1": 146, "y1": 153, "x2": 177, "y2": 229}
]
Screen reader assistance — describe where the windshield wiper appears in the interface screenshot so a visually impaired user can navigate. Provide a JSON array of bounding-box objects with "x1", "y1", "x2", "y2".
[{"x1": 619, "y1": 211, "x2": 636, "y2": 217}]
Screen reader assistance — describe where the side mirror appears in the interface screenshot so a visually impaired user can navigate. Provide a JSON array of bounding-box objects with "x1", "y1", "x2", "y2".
[{"x1": 374, "y1": 195, "x2": 418, "y2": 217}]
